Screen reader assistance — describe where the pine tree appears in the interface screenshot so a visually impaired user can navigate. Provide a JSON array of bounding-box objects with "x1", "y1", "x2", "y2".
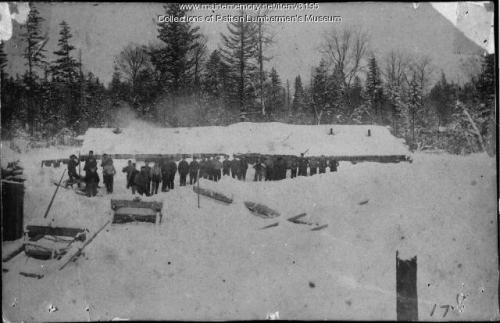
[
  {"x1": 265, "y1": 67, "x2": 284, "y2": 115},
  {"x1": 22, "y1": 4, "x2": 46, "y2": 81},
  {"x1": 292, "y1": 75, "x2": 305, "y2": 113},
  {"x1": 219, "y1": 10, "x2": 258, "y2": 114},
  {"x1": 51, "y1": 21, "x2": 80, "y2": 84},
  {"x1": 365, "y1": 56, "x2": 384, "y2": 123},
  {"x1": 311, "y1": 59, "x2": 332, "y2": 124},
  {"x1": 152, "y1": 3, "x2": 202, "y2": 96}
]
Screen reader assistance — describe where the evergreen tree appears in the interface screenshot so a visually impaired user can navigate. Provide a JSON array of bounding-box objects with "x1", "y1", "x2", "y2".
[
  {"x1": 311, "y1": 59, "x2": 332, "y2": 124},
  {"x1": 151, "y1": 3, "x2": 202, "y2": 96},
  {"x1": 264, "y1": 67, "x2": 284, "y2": 115},
  {"x1": 22, "y1": 4, "x2": 46, "y2": 81},
  {"x1": 51, "y1": 21, "x2": 80, "y2": 83},
  {"x1": 292, "y1": 75, "x2": 305, "y2": 113},
  {"x1": 365, "y1": 55, "x2": 384, "y2": 123},
  {"x1": 219, "y1": 10, "x2": 258, "y2": 114}
]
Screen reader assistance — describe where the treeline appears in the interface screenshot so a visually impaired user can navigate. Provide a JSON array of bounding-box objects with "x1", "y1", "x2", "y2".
[{"x1": 0, "y1": 4, "x2": 495, "y2": 155}]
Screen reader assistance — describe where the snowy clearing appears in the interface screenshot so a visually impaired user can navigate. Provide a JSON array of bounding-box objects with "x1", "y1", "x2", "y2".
[{"x1": 1, "y1": 141, "x2": 498, "y2": 321}]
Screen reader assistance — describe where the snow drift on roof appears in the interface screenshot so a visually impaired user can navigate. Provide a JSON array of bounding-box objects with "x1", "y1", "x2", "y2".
[{"x1": 81, "y1": 122, "x2": 409, "y2": 157}]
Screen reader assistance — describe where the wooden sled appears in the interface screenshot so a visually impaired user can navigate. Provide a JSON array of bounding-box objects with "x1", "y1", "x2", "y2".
[
  {"x1": 193, "y1": 186, "x2": 233, "y2": 204},
  {"x1": 244, "y1": 201, "x2": 280, "y2": 219},
  {"x1": 111, "y1": 199, "x2": 163, "y2": 224}
]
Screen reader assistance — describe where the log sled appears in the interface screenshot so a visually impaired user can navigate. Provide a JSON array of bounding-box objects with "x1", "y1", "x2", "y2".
[{"x1": 244, "y1": 201, "x2": 280, "y2": 219}]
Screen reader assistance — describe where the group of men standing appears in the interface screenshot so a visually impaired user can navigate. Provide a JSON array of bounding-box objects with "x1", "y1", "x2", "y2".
[
  {"x1": 67, "y1": 150, "x2": 116, "y2": 197},
  {"x1": 67, "y1": 152, "x2": 340, "y2": 197},
  {"x1": 252, "y1": 153, "x2": 339, "y2": 181}
]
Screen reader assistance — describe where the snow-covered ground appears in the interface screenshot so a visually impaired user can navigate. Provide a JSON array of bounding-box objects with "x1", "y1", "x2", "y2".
[
  {"x1": 1, "y1": 140, "x2": 498, "y2": 321},
  {"x1": 81, "y1": 122, "x2": 409, "y2": 156}
]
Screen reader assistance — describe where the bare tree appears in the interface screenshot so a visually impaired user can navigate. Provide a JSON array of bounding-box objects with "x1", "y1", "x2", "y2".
[
  {"x1": 116, "y1": 43, "x2": 150, "y2": 97},
  {"x1": 407, "y1": 55, "x2": 433, "y2": 96},
  {"x1": 319, "y1": 26, "x2": 369, "y2": 87},
  {"x1": 382, "y1": 50, "x2": 410, "y2": 87}
]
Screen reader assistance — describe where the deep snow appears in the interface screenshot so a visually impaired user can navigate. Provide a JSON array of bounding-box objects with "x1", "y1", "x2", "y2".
[
  {"x1": 80, "y1": 122, "x2": 409, "y2": 156},
  {"x1": 1, "y1": 140, "x2": 498, "y2": 321}
]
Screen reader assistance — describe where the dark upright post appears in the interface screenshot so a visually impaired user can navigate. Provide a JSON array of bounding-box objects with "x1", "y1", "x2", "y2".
[{"x1": 396, "y1": 251, "x2": 418, "y2": 321}]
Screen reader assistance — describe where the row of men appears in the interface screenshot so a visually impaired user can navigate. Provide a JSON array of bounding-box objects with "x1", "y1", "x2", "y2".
[{"x1": 67, "y1": 151, "x2": 340, "y2": 197}]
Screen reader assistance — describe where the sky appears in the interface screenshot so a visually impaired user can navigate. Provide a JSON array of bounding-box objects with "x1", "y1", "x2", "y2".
[{"x1": 1, "y1": 2, "x2": 494, "y2": 87}]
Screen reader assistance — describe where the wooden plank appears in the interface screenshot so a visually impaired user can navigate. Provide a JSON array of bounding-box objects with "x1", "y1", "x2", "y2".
[
  {"x1": 260, "y1": 222, "x2": 279, "y2": 230},
  {"x1": 192, "y1": 186, "x2": 233, "y2": 204},
  {"x1": 26, "y1": 225, "x2": 86, "y2": 241},
  {"x1": 110, "y1": 199, "x2": 163, "y2": 211},
  {"x1": 2, "y1": 244, "x2": 25, "y2": 262},
  {"x1": 287, "y1": 213, "x2": 307, "y2": 222},
  {"x1": 19, "y1": 272, "x2": 44, "y2": 279},
  {"x1": 311, "y1": 224, "x2": 328, "y2": 231}
]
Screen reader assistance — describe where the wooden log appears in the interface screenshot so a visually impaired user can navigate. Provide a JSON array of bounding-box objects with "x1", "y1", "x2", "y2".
[
  {"x1": 260, "y1": 222, "x2": 279, "y2": 230},
  {"x1": 193, "y1": 186, "x2": 233, "y2": 204},
  {"x1": 2, "y1": 244, "x2": 25, "y2": 262},
  {"x1": 311, "y1": 224, "x2": 328, "y2": 231},
  {"x1": 26, "y1": 225, "x2": 86, "y2": 241},
  {"x1": 287, "y1": 213, "x2": 307, "y2": 222},
  {"x1": 244, "y1": 201, "x2": 280, "y2": 219},
  {"x1": 19, "y1": 272, "x2": 43, "y2": 279}
]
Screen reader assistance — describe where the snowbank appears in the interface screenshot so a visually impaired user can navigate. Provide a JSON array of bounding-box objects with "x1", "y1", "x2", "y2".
[
  {"x1": 80, "y1": 122, "x2": 409, "y2": 157},
  {"x1": 1, "y1": 146, "x2": 497, "y2": 321}
]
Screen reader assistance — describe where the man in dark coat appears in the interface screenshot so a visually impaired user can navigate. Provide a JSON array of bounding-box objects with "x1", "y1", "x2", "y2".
[
  {"x1": 160, "y1": 158, "x2": 170, "y2": 192},
  {"x1": 309, "y1": 158, "x2": 318, "y2": 176},
  {"x1": 134, "y1": 166, "x2": 150, "y2": 196},
  {"x1": 318, "y1": 156, "x2": 327, "y2": 174},
  {"x1": 166, "y1": 158, "x2": 177, "y2": 190},
  {"x1": 207, "y1": 157, "x2": 215, "y2": 181},
  {"x1": 83, "y1": 150, "x2": 97, "y2": 178},
  {"x1": 272, "y1": 157, "x2": 281, "y2": 181},
  {"x1": 213, "y1": 157, "x2": 222, "y2": 181},
  {"x1": 329, "y1": 159, "x2": 339, "y2": 172},
  {"x1": 239, "y1": 157, "x2": 248, "y2": 181},
  {"x1": 84, "y1": 166, "x2": 99, "y2": 197},
  {"x1": 298, "y1": 153, "x2": 308, "y2": 176},
  {"x1": 277, "y1": 157, "x2": 287, "y2": 180},
  {"x1": 122, "y1": 160, "x2": 134, "y2": 189},
  {"x1": 230, "y1": 157, "x2": 240, "y2": 179},
  {"x1": 253, "y1": 158, "x2": 264, "y2": 181},
  {"x1": 199, "y1": 157, "x2": 208, "y2": 179},
  {"x1": 189, "y1": 157, "x2": 199, "y2": 184},
  {"x1": 178, "y1": 156, "x2": 189, "y2": 186},
  {"x1": 264, "y1": 156, "x2": 274, "y2": 181},
  {"x1": 129, "y1": 163, "x2": 139, "y2": 194},
  {"x1": 289, "y1": 157, "x2": 298, "y2": 178},
  {"x1": 222, "y1": 155, "x2": 231, "y2": 176},
  {"x1": 67, "y1": 154, "x2": 80, "y2": 187},
  {"x1": 144, "y1": 161, "x2": 152, "y2": 195}
]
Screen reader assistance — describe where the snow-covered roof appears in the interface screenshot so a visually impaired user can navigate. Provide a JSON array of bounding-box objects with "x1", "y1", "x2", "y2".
[{"x1": 81, "y1": 122, "x2": 409, "y2": 157}]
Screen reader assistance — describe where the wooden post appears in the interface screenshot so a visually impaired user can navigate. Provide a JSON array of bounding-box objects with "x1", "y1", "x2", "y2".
[
  {"x1": 396, "y1": 251, "x2": 418, "y2": 321},
  {"x1": 43, "y1": 168, "x2": 66, "y2": 219},
  {"x1": 197, "y1": 175, "x2": 200, "y2": 208}
]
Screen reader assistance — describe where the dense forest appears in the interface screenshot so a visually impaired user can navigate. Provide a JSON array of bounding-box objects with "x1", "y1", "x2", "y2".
[{"x1": 0, "y1": 4, "x2": 496, "y2": 155}]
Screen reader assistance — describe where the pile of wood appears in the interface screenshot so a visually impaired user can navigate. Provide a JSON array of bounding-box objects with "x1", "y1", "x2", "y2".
[{"x1": 1, "y1": 161, "x2": 26, "y2": 183}]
